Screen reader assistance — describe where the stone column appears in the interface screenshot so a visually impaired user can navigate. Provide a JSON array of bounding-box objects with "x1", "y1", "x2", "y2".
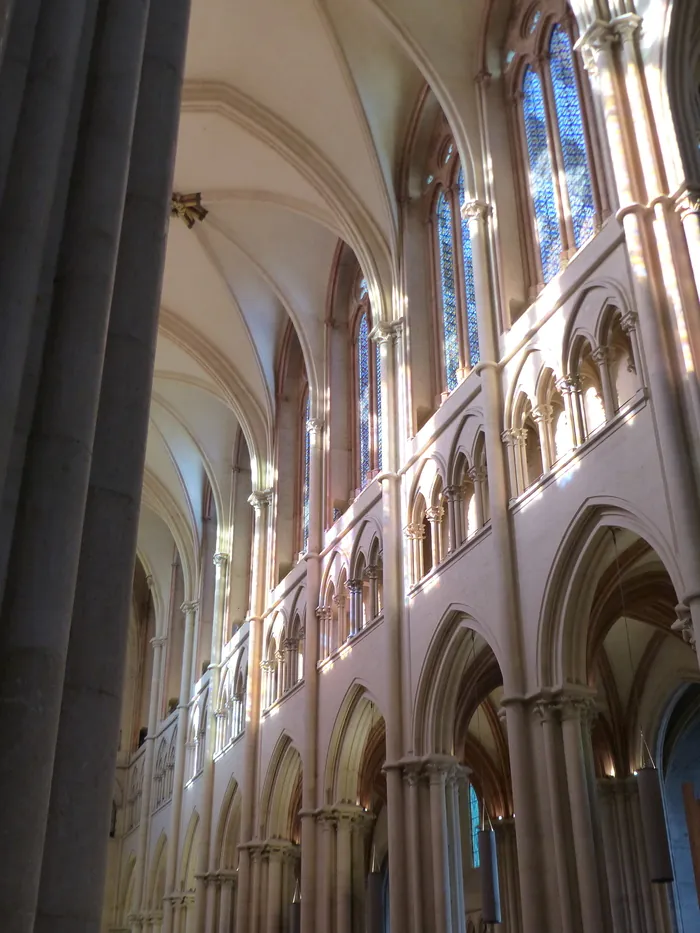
[
  {"x1": 404, "y1": 522, "x2": 425, "y2": 583},
  {"x1": 347, "y1": 579, "x2": 364, "y2": 635},
  {"x1": 365, "y1": 565, "x2": 379, "y2": 621},
  {"x1": 443, "y1": 486, "x2": 461, "y2": 551},
  {"x1": 532, "y1": 404, "x2": 554, "y2": 470},
  {"x1": 162, "y1": 600, "x2": 199, "y2": 933},
  {"x1": 372, "y1": 316, "x2": 409, "y2": 933},
  {"x1": 317, "y1": 811, "x2": 336, "y2": 933},
  {"x1": 557, "y1": 377, "x2": 583, "y2": 448},
  {"x1": 0, "y1": 1, "x2": 162, "y2": 928},
  {"x1": 336, "y1": 810, "x2": 355, "y2": 933},
  {"x1": 592, "y1": 346, "x2": 616, "y2": 419},
  {"x1": 425, "y1": 505, "x2": 444, "y2": 567},
  {"x1": 446, "y1": 769, "x2": 466, "y2": 933},
  {"x1": 0, "y1": 0, "x2": 98, "y2": 511},
  {"x1": 427, "y1": 761, "x2": 453, "y2": 933},
  {"x1": 402, "y1": 765, "x2": 424, "y2": 933},
  {"x1": 265, "y1": 847, "x2": 285, "y2": 933},
  {"x1": 495, "y1": 819, "x2": 521, "y2": 933},
  {"x1": 597, "y1": 780, "x2": 627, "y2": 933},
  {"x1": 534, "y1": 698, "x2": 577, "y2": 933},
  {"x1": 194, "y1": 551, "x2": 229, "y2": 933},
  {"x1": 235, "y1": 490, "x2": 272, "y2": 933},
  {"x1": 217, "y1": 873, "x2": 236, "y2": 933},
  {"x1": 469, "y1": 467, "x2": 486, "y2": 531},
  {"x1": 128, "y1": 635, "x2": 167, "y2": 930},
  {"x1": 300, "y1": 416, "x2": 323, "y2": 932},
  {"x1": 560, "y1": 697, "x2": 605, "y2": 933}
]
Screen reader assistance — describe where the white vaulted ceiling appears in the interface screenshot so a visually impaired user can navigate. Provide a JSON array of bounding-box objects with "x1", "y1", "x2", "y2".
[{"x1": 138, "y1": 0, "x2": 490, "y2": 599}]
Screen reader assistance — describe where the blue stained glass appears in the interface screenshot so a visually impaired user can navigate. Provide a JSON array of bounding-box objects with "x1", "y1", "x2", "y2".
[
  {"x1": 457, "y1": 167, "x2": 480, "y2": 367},
  {"x1": 437, "y1": 191, "x2": 460, "y2": 392},
  {"x1": 522, "y1": 66, "x2": 562, "y2": 283},
  {"x1": 359, "y1": 277, "x2": 368, "y2": 299},
  {"x1": 375, "y1": 341, "x2": 383, "y2": 471},
  {"x1": 549, "y1": 26, "x2": 596, "y2": 248},
  {"x1": 302, "y1": 391, "x2": 311, "y2": 551},
  {"x1": 358, "y1": 312, "x2": 371, "y2": 487},
  {"x1": 470, "y1": 784, "x2": 481, "y2": 868}
]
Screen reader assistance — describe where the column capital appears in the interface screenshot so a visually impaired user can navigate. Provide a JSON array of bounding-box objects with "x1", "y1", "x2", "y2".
[
  {"x1": 531, "y1": 403, "x2": 554, "y2": 425},
  {"x1": 181, "y1": 600, "x2": 199, "y2": 614},
  {"x1": 425, "y1": 505, "x2": 445, "y2": 524},
  {"x1": 461, "y1": 199, "x2": 492, "y2": 222},
  {"x1": 347, "y1": 578, "x2": 363, "y2": 593},
  {"x1": 370, "y1": 318, "x2": 403, "y2": 345},
  {"x1": 443, "y1": 484, "x2": 462, "y2": 501},
  {"x1": 556, "y1": 374, "x2": 581, "y2": 395},
  {"x1": 591, "y1": 344, "x2": 613, "y2": 365},
  {"x1": 213, "y1": 551, "x2": 229, "y2": 567},
  {"x1": 248, "y1": 489, "x2": 273, "y2": 511},
  {"x1": 306, "y1": 417, "x2": 324, "y2": 437},
  {"x1": 404, "y1": 521, "x2": 425, "y2": 540},
  {"x1": 150, "y1": 635, "x2": 167, "y2": 649},
  {"x1": 363, "y1": 564, "x2": 379, "y2": 581},
  {"x1": 620, "y1": 310, "x2": 638, "y2": 335},
  {"x1": 676, "y1": 187, "x2": 700, "y2": 219}
]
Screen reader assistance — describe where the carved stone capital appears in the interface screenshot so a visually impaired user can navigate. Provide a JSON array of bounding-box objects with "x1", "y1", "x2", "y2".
[
  {"x1": 248, "y1": 489, "x2": 273, "y2": 511},
  {"x1": 676, "y1": 188, "x2": 700, "y2": 219},
  {"x1": 370, "y1": 319, "x2": 403, "y2": 345},
  {"x1": 306, "y1": 418, "x2": 324, "y2": 437},
  {"x1": 364, "y1": 565, "x2": 379, "y2": 581},
  {"x1": 620, "y1": 311, "x2": 638, "y2": 335},
  {"x1": 531, "y1": 403, "x2": 554, "y2": 425},
  {"x1": 591, "y1": 344, "x2": 613, "y2": 366},
  {"x1": 347, "y1": 578, "x2": 364, "y2": 594},
  {"x1": 461, "y1": 199, "x2": 492, "y2": 222},
  {"x1": 213, "y1": 552, "x2": 229, "y2": 568},
  {"x1": 425, "y1": 505, "x2": 445, "y2": 524},
  {"x1": 404, "y1": 521, "x2": 426, "y2": 540},
  {"x1": 468, "y1": 465, "x2": 487, "y2": 484},
  {"x1": 181, "y1": 600, "x2": 199, "y2": 615},
  {"x1": 150, "y1": 635, "x2": 167, "y2": 649}
]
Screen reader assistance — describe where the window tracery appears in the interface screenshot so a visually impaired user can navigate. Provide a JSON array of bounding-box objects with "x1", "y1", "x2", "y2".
[
  {"x1": 425, "y1": 136, "x2": 481, "y2": 394},
  {"x1": 505, "y1": 2, "x2": 606, "y2": 291}
]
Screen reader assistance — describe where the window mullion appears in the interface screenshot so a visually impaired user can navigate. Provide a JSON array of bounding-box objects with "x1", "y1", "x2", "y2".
[
  {"x1": 511, "y1": 87, "x2": 542, "y2": 297},
  {"x1": 538, "y1": 53, "x2": 574, "y2": 261}
]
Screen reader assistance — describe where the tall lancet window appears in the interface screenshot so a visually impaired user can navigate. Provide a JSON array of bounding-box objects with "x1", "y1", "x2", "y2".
[
  {"x1": 301, "y1": 387, "x2": 311, "y2": 552},
  {"x1": 354, "y1": 276, "x2": 382, "y2": 490},
  {"x1": 427, "y1": 136, "x2": 481, "y2": 396},
  {"x1": 470, "y1": 784, "x2": 481, "y2": 868},
  {"x1": 506, "y1": 5, "x2": 605, "y2": 290}
]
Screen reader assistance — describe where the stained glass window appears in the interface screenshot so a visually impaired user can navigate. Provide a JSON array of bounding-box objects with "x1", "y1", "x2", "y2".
[
  {"x1": 302, "y1": 390, "x2": 311, "y2": 552},
  {"x1": 437, "y1": 190, "x2": 460, "y2": 391},
  {"x1": 470, "y1": 784, "x2": 481, "y2": 868},
  {"x1": 549, "y1": 26, "x2": 596, "y2": 248},
  {"x1": 522, "y1": 66, "x2": 562, "y2": 283},
  {"x1": 357, "y1": 311, "x2": 372, "y2": 488},
  {"x1": 457, "y1": 168, "x2": 480, "y2": 367}
]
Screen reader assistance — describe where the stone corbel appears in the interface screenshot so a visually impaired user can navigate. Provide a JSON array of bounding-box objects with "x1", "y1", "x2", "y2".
[{"x1": 672, "y1": 603, "x2": 695, "y2": 649}]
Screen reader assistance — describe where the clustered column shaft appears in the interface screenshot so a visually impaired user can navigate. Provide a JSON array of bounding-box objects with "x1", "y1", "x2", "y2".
[{"x1": 0, "y1": 2, "x2": 191, "y2": 931}]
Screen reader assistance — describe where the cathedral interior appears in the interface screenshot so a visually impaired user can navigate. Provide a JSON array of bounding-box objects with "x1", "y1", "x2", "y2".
[{"x1": 0, "y1": 0, "x2": 700, "y2": 932}]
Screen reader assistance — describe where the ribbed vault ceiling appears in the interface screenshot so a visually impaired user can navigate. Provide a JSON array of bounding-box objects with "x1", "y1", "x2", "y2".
[{"x1": 140, "y1": 0, "x2": 490, "y2": 600}]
